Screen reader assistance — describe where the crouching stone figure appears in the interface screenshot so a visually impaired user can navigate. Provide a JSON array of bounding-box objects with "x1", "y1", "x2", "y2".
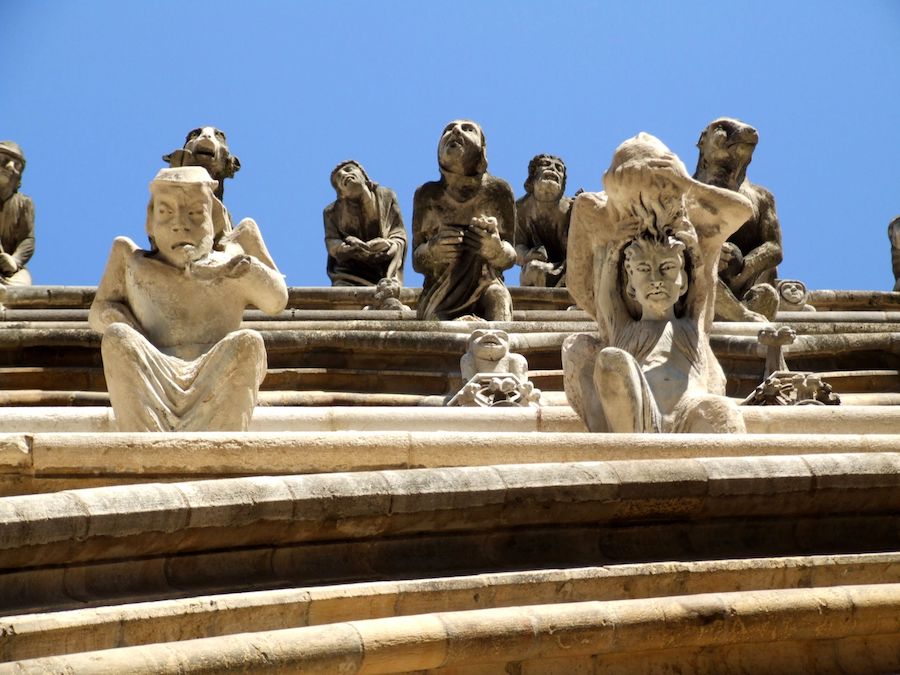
[
  {"x1": 563, "y1": 133, "x2": 751, "y2": 433},
  {"x1": 89, "y1": 167, "x2": 288, "y2": 431}
]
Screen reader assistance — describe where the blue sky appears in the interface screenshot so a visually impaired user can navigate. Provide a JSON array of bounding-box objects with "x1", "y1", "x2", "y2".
[{"x1": 4, "y1": 1, "x2": 899, "y2": 291}]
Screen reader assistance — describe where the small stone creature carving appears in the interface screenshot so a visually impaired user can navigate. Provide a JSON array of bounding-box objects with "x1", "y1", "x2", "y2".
[
  {"x1": 776, "y1": 279, "x2": 816, "y2": 312},
  {"x1": 889, "y1": 216, "x2": 900, "y2": 292},
  {"x1": 89, "y1": 167, "x2": 288, "y2": 432},
  {"x1": 164, "y1": 126, "x2": 241, "y2": 201},
  {"x1": 694, "y1": 118, "x2": 783, "y2": 321},
  {"x1": 0, "y1": 141, "x2": 35, "y2": 286},
  {"x1": 515, "y1": 154, "x2": 572, "y2": 287},
  {"x1": 563, "y1": 133, "x2": 753, "y2": 433},
  {"x1": 412, "y1": 120, "x2": 516, "y2": 320},
  {"x1": 363, "y1": 277, "x2": 411, "y2": 311},
  {"x1": 324, "y1": 160, "x2": 407, "y2": 286},
  {"x1": 758, "y1": 325, "x2": 796, "y2": 378},
  {"x1": 449, "y1": 329, "x2": 540, "y2": 407}
]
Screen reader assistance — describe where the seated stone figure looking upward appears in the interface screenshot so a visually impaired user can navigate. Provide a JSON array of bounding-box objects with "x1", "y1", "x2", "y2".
[
  {"x1": 413, "y1": 120, "x2": 516, "y2": 320},
  {"x1": 694, "y1": 117, "x2": 783, "y2": 321},
  {"x1": 324, "y1": 160, "x2": 407, "y2": 286},
  {"x1": 0, "y1": 141, "x2": 35, "y2": 286},
  {"x1": 563, "y1": 133, "x2": 753, "y2": 433},
  {"x1": 89, "y1": 167, "x2": 288, "y2": 432},
  {"x1": 515, "y1": 154, "x2": 573, "y2": 287}
]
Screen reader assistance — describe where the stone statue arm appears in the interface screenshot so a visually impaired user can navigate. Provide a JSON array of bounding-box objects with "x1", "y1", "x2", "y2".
[
  {"x1": 89, "y1": 237, "x2": 142, "y2": 333},
  {"x1": 9, "y1": 196, "x2": 35, "y2": 269},
  {"x1": 412, "y1": 185, "x2": 462, "y2": 275},
  {"x1": 323, "y1": 204, "x2": 363, "y2": 262},
  {"x1": 219, "y1": 222, "x2": 287, "y2": 315},
  {"x1": 731, "y1": 187, "x2": 783, "y2": 289},
  {"x1": 566, "y1": 192, "x2": 614, "y2": 318}
]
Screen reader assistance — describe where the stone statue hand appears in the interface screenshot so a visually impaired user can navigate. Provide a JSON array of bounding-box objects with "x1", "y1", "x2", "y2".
[
  {"x1": 525, "y1": 246, "x2": 548, "y2": 263},
  {"x1": 465, "y1": 216, "x2": 503, "y2": 261},
  {"x1": 366, "y1": 237, "x2": 397, "y2": 260},
  {"x1": 429, "y1": 227, "x2": 464, "y2": 265},
  {"x1": 718, "y1": 242, "x2": 743, "y2": 278},
  {"x1": 189, "y1": 253, "x2": 253, "y2": 280},
  {"x1": 0, "y1": 253, "x2": 18, "y2": 275}
]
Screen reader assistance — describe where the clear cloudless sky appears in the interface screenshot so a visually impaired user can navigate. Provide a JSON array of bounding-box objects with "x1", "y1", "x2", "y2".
[{"x1": 3, "y1": 1, "x2": 899, "y2": 291}]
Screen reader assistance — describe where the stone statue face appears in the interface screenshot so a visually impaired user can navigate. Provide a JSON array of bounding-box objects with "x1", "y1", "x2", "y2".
[
  {"x1": 469, "y1": 329, "x2": 510, "y2": 362},
  {"x1": 439, "y1": 120, "x2": 484, "y2": 175},
  {"x1": 625, "y1": 243, "x2": 687, "y2": 317},
  {"x1": 374, "y1": 277, "x2": 400, "y2": 299},
  {"x1": 531, "y1": 156, "x2": 566, "y2": 201},
  {"x1": 696, "y1": 118, "x2": 758, "y2": 189},
  {"x1": 779, "y1": 281, "x2": 807, "y2": 305},
  {"x1": 0, "y1": 149, "x2": 24, "y2": 196},
  {"x1": 334, "y1": 162, "x2": 368, "y2": 199},
  {"x1": 183, "y1": 127, "x2": 233, "y2": 179},
  {"x1": 148, "y1": 183, "x2": 215, "y2": 268}
]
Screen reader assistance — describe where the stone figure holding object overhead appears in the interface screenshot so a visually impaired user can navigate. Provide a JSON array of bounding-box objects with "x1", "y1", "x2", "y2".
[
  {"x1": 0, "y1": 141, "x2": 35, "y2": 286},
  {"x1": 323, "y1": 160, "x2": 407, "y2": 286},
  {"x1": 563, "y1": 133, "x2": 751, "y2": 433},
  {"x1": 694, "y1": 117, "x2": 783, "y2": 321},
  {"x1": 515, "y1": 154, "x2": 572, "y2": 287},
  {"x1": 412, "y1": 120, "x2": 516, "y2": 320},
  {"x1": 89, "y1": 167, "x2": 288, "y2": 432}
]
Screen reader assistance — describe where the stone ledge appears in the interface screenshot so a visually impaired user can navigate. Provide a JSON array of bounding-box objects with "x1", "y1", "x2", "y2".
[
  {"x1": 2, "y1": 553, "x2": 897, "y2": 661},
  {"x1": 3, "y1": 585, "x2": 899, "y2": 674}
]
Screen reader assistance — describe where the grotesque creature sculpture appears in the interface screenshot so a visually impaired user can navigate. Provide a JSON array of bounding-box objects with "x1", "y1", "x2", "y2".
[
  {"x1": 776, "y1": 279, "x2": 816, "y2": 312},
  {"x1": 563, "y1": 133, "x2": 752, "y2": 433},
  {"x1": 515, "y1": 154, "x2": 572, "y2": 287},
  {"x1": 164, "y1": 126, "x2": 241, "y2": 201},
  {"x1": 449, "y1": 328, "x2": 540, "y2": 407},
  {"x1": 0, "y1": 141, "x2": 35, "y2": 286},
  {"x1": 89, "y1": 167, "x2": 288, "y2": 432},
  {"x1": 412, "y1": 120, "x2": 516, "y2": 320},
  {"x1": 363, "y1": 277, "x2": 411, "y2": 311},
  {"x1": 889, "y1": 216, "x2": 900, "y2": 292},
  {"x1": 324, "y1": 160, "x2": 407, "y2": 286},
  {"x1": 694, "y1": 118, "x2": 783, "y2": 321}
]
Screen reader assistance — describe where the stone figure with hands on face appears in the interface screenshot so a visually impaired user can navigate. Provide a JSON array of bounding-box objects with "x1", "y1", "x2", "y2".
[
  {"x1": 515, "y1": 153, "x2": 572, "y2": 287},
  {"x1": 89, "y1": 166, "x2": 287, "y2": 432},
  {"x1": 563, "y1": 133, "x2": 753, "y2": 434},
  {"x1": 0, "y1": 141, "x2": 35, "y2": 286},
  {"x1": 323, "y1": 160, "x2": 407, "y2": 286},
  {"x1": 412, "y1": 120, "x2": 516, "y2": 320}
]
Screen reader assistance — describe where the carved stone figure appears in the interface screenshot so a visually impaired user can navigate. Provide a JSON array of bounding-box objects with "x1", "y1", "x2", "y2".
[
  {"x1": 412, "y1": 120, "x2": 516, "y2": 320},
  {"x1": 164, "y1": 126, "x2": 241, "y2": 201},
  {"x1": 694, "y1": 118, "x2": 783, "y2": 321},
  {"x1": 563, "y1": 133, "x2": 752, "y2": 433},
  {"x1": 363, "y1": 277, "x2": 411, "y2": 311},
  {"x1": 324, "y1": 161, "x2": 407, "y2": 286},
  {"x1": 889, "y1": 216, "x2": 900, "y2": 292},
  {"x1": 776, "y1": 279, "x2": 816, "y2": 312},
  {"x1": 0, "y1": 141, "x2": 35, "y2": 286},
  {"x1": 515, "y1": 154, "x2": 572, "y2": 287},
  {"x1": 449, "y1": 329, "x2": 540, "y2": 407},
  {"x1": 89, "y1": 167, "x2": 288, "y2": 432}
]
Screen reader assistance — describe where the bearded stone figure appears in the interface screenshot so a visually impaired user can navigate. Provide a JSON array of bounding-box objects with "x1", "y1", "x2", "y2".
[
  {"x1": 563, "y1": 133, "x2": 752, "y2": 433},
  {"x1": 0, "y1": 141, "x2": 35, "y2": 286},
  {"x1": 89, "y1": 167, "x2": 287, "y2": 432},
  {"x1": 694, "y1": 118, "x2": 783, "y2": 321},
  {"x1": 515, "y1": 154, "x2": 572, "y2": 287},
  {"x1": 412, "y1": 120, "x2": 516, "y2": 321}
]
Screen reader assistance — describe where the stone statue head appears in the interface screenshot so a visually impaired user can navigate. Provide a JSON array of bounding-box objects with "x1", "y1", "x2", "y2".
[
  {"x1": 467, "y1": 328, "x2": 511, "y2": 363},
  {"x1": 330, "y1": 160, "x2": 376, "y2": 198},
  {"x1": 145, "y1": 167, "x2": 228, "y2": 268},
  {"x1": 524, "y1": 154, "x2": 566, "y2": 201},
  {"x1": 623, "y1": 228, "x2": 689, "y2": 319},
  {"x1": 438, "y1": 120, "x2": 488, "y2": 177},
  {"x1": 163, "y1": 127, "x2": 241, "y2": 189},
  {"x1": 0, "y1": 140, "x2": 26, "y2": 199},
  {"x1": 694, "y1": 117, "x2": 759, "y2": 189},
  {"x1": 776, "y1": 279, "x2": 809, "y2": 307},
  {"x1": 374, "y1": 276, "x2": 401, "y2": 301}
]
